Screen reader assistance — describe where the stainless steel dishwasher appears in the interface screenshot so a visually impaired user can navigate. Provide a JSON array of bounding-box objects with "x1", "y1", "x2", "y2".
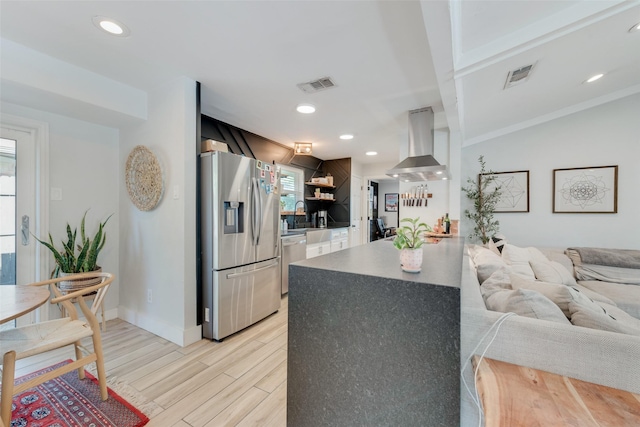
[{"x1": 281, "y1": 233, "x2": 307, "y2": 294}]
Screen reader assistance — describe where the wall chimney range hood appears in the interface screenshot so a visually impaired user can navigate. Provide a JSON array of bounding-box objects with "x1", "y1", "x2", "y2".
[{"x1": 386, "y1": 107, "x2": 448, "y2": 181}]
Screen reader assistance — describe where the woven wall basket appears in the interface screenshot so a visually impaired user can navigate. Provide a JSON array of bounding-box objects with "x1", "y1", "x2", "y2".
[{"x1": 125, "y1": 145, "x2": 164, "y2": 211}]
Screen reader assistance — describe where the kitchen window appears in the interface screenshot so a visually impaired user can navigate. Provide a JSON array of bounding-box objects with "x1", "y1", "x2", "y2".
[{"x1": 278, "y1": 164, "x2": 304, "y2": 213}]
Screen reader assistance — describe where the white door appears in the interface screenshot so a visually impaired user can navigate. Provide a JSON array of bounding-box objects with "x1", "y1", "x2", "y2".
[
  {"x1": 1, "y1": 120, "x2": 45, "y2": 327},
  {"x1": 350, "y1": 175, "x2": 362, "y2": 246}
]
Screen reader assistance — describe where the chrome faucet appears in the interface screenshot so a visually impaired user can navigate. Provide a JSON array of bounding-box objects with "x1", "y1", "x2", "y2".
[{"x1": 293, "y1": 200, "x2": 306, "y2": 229}]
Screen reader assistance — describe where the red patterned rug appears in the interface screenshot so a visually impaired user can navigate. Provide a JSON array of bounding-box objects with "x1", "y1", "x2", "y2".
[{"x1": 10, "y1": 360, "x2": 149, "y2": 427}]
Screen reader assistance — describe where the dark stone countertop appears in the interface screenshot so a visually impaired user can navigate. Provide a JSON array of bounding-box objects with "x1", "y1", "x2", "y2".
[
  {"x1": 292, "y1": 236, "x2": 464, "y2": 289},
  {"x1": 286, "y1": 236, "x2": 464, "y2": 426}
]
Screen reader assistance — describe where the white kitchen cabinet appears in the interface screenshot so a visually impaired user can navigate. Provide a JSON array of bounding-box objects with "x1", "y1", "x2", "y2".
[
  {"x1": 305, "y1": 228, "x2": 349, "y2": 258},
  {"x1": 307, "y1": 242, "x2": 331, "y2": 259},
  {"x1": 330, "y1": 239, "x2": 348, "y2": 252},
  {"x1": 330, "y1": 228, "x2": 349, "y2": 253}
]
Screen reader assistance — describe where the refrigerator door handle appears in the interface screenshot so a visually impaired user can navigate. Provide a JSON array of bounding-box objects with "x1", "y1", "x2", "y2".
[
  {"x1": 226, "y1": 260, "x2": 279, "y2": 279},
  {"x1": 251, "y1": 177, "x2": 262, "y2": 245},
  {"x1": 257, "y1": 177, "x2": 263, "y2": 242}
]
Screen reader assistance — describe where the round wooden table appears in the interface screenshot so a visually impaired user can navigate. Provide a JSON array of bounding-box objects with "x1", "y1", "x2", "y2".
[{"x1": 0, "y1": 285, "x2": 50, "y2": 325}]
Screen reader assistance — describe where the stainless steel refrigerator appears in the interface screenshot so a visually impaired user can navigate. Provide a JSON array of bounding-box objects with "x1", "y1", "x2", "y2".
[{"x1": 200, "y1": 151, "x2": 281, "y2": 340}]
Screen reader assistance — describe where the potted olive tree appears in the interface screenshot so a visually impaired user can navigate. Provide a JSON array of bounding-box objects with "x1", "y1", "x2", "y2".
[
  {"x1": 392, "y1": 217, "x2": 432, "y2": 273},
  {"x1": 462, "y1": 155, "x2": 502, "y2": 245},
  {"x1": 34, "y1": 210, "x2": 112, "y2": 290}
]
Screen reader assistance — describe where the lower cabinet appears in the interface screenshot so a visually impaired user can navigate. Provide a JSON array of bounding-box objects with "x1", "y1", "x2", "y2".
[
  {"x1": 330, "y1": 228, "x2": 349, "y2": 253},
  {"x1": 307, "y1": 242, "x2": 331, "y2": 259},
  {"x1": 331, "y1": 239, "x2": 348, "y2": 252},
  {"x1": 306, "y1": 228, "x2": 350, "y2": 259}
]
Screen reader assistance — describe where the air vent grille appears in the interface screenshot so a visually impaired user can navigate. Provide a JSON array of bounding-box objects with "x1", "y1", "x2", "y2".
[
  {"x1": 297, "y1": 77, "x2": 336, "y2": 93},
  {"x1": 504, "y1": 64, "x2": 535, "y2": 89}
]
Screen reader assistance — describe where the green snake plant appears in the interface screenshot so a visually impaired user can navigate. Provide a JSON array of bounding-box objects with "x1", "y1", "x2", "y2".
[{"x1": 34, "y1": 210, "x2": 113, "y2": 277}]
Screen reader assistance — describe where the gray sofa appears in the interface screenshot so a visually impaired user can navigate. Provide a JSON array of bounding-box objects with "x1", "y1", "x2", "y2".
[{"x1": 460, "y1": 244, "x2": 640, "y2": 426}]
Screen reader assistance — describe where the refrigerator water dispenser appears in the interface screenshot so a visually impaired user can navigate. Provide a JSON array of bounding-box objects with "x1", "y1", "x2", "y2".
[{"x1": 224, "y1": 201, "x2": 244, "y2": 234}]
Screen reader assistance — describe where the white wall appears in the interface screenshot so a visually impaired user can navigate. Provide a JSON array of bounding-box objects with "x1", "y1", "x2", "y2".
[
  {"x1": 1, "y1": 102, "x2": 121, "y2": 318},
  {"x1": 461, "y1": 93, "x2": 640, "y2": 249},
  {"x1": 118, "y1": 76, "x2": 199, "y2": 346},
  {"x1": 398, "y1": 179, "x2": 450, "y2": 232}
]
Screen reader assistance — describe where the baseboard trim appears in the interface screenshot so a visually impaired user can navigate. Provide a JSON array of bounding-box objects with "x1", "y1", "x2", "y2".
[{"x1": 117, "y1": 305, "x2": 202, "y2": 347}]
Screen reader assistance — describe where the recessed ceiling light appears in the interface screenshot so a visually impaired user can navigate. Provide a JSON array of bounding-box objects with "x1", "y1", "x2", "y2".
[
  {"x1": 296, "y1": 104, "x2": 316, "y2": 114},
  {"x1": 92, "y1": 16, "x2": 130, "y2": 37},
  {"x1": 629, "y1": 22, "x2": 640, "y2": 33},
  {"x1": 584, "y1": 73, "x2": 604, "y2": 84},
  {"x1": 392, "y1": 174, "x2": 399, "y2": 178},
  {"x1": 366, "y1": 151, "x2": 377, "y2": 156},
  {"x1": 339, "y1": 134, "x2": 354, "y2": 140}
]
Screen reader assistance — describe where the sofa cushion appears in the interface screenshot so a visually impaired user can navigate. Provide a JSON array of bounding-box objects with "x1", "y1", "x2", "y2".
[
  {"x1": 569, "y1": 302, "x2": 640, "y2": 336},
  {"x1": 538, "y1": 249, "x2": 575, "y2": 274},
  {"x1": 502, "y1": 244, "x2": 548, "y2": 279},
  {"x1": 530, "y1": 260, "x2": 577, "y2": 286},
  {"x1": 510, "y1": 274, "x2": 597, "y2": 318},
  {"x1": 469, "y1": 245, "x2": 509, "y2": 284},
  {"x1": 578, "y1": 280, "x2": 640, "y2": 319},
  {"x1": 483, "y1": 288, "x2": 570, "y2": 324},
  {"x1": 570, "y1": 283, "x2": 616, "y2": 307},
  {"x1": 480, "y1": 267, "x2": 512, "y2": 291}
]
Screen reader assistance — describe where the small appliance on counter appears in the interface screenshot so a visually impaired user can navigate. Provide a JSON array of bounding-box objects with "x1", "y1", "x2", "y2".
[{"x1": 317, "y1": 210, "x2": 327, "y2": 228}]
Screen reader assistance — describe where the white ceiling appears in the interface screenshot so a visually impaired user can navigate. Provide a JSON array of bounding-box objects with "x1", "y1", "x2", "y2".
[{"x1": 1, "y1": 1, "x2": 639, "y2": 165}]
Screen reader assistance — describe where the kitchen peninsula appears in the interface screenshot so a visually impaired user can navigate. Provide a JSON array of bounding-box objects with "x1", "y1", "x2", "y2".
[{"x1": 287, "y1": 237, "x2": 462, "y2": 426}]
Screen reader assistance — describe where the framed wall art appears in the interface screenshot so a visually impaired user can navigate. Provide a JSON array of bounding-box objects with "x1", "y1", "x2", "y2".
[
  {"x1": 553, "y1": 165, "x2": 618, "y2": 213},
  {"x1": 385, "y1": 193, "x2": 398, "y2": 212},
  {"x1": 480, "y1": 170, "x2": 529, "y2": 212}
]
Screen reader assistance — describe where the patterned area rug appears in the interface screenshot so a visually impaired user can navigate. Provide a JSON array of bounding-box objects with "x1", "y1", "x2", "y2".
[{"x1": 10, "y1": 360, "x2": 149, "y2": 427}]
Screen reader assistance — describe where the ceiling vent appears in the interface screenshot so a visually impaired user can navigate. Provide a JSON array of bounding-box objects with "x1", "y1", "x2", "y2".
[
  {"x1": 504, "y1": 63, "x2": 535, "y2": 89},
  {"x1": 297, "y1": 77, "x2": 336, "y2": 93}
]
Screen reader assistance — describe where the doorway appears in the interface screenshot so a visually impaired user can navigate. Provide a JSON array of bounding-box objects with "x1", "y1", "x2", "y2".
[
  {"x1": 1, "y1": 116, "x2": 49, "y2": 328},
  {"x1": 365, "y1": 178, "x2": 399, "y2": 242}
]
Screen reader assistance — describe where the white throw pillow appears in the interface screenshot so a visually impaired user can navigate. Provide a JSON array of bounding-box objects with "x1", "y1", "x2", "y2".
[
  {"x1": 484, "y1": 288, "x2": 570, "y2": 324},
  {"x1": 479, "y1": 268, "x2": 513, "y2": 301},
  {"x1": 529, "y1": 260, "x2": 577, "y2": 286},
  {"x1": 471, "y1": 245, "x2": 509, "y2": 284},
  {"x1": 510, "y1": 274, "x2": 596, "y2": 318},
  {"x1": 570, "y1": 283, "x2": 616, "y2": 307},
  {"x1": 570, "y1": 302, "x2": 640, "y2": 336},
  {"x1": 502, "y1": 244, "x2": 547, "y2": 279},
  {"x1": 481, "y1": 267, "x2": 512, "y2": 290}
]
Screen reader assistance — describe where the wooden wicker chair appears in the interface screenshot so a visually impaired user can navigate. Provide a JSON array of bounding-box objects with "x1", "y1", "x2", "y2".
[{"x1": 0, "y1": 272, "x2": 114, "y2": 425}]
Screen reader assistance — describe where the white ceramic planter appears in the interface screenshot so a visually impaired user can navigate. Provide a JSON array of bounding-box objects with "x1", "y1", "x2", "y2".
[{"x1": 399, "y1": 247, "x2": 423, "y2": 273}]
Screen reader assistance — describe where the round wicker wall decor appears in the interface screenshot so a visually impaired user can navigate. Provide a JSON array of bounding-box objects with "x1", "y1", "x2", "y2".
[{"x1": 125, "y1": 145, "x2": 164, "y2": 211}]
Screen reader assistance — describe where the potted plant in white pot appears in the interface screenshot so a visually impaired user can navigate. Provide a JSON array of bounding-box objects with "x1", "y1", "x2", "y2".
[
  {"x1": 34, "y1": 210, "x2": 112, "y2": 290},
  {"x1": 392, "y1": 217, "x2": 432, "y2": 273},
  {"x1": 462, "y1": 155, "x2": 502, "y2": 245}
]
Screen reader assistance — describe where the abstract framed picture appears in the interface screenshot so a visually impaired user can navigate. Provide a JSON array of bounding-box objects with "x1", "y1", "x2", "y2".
[
  {"x1": 480, "y1": 170, "x2": 529, "y2": 212},
  {"x1": 385, "y1": 193, "x2": 398, "y2": 212},
  {"x1": 553, "y1": 165, "x2": 618, "y2": 213}
]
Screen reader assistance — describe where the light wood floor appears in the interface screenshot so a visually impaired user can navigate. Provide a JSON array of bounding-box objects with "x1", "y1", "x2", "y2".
[{"x1": 13, "y1": 296, "x2": 289, "y2": 427}]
